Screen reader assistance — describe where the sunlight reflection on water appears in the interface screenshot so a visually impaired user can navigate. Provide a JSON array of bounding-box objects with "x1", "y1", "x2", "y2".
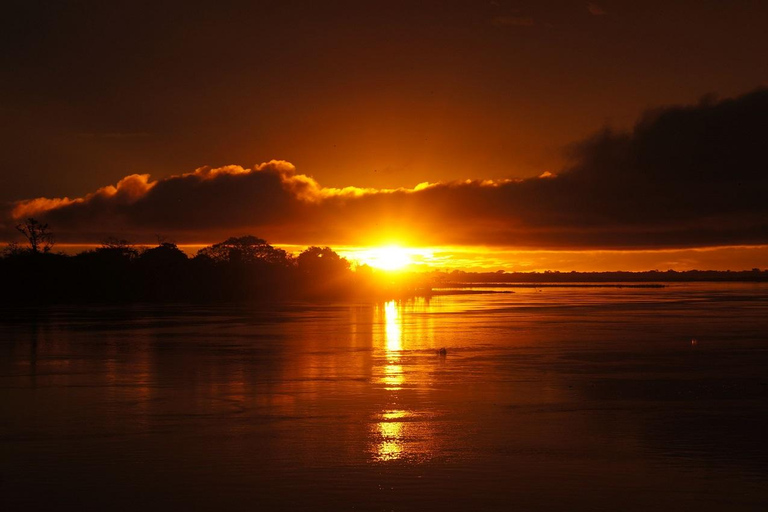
[
  {"x1": 381, "y1": 300, "x2": 404, "y2": 391},
  {"x1": 371, "y1": 300, "x2": 440, "y2": 463},
  {"x1": 376, "y1": 301, "x2": 409, "y2": 460},
  {"x1": 2, "y1": 284, "x2": 768, "y2": 511}
]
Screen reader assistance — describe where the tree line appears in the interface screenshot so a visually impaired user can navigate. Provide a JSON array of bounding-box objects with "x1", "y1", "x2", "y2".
[
  {"x1": 3, "y1": 218, "x2": 765, "y2": 305},
  {"x1": 1, "y1": 218, "x2": 425, "y2": 304}
]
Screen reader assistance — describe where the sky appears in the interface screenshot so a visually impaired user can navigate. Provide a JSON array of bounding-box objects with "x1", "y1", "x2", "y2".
[{"x1": 2, "y1": 1, "x2": 768, "y2": 270}]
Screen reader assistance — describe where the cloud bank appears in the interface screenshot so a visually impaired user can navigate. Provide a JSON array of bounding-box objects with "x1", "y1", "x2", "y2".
[{"x1": 3, "y1": 89, "x2": 768, "y2": 250}]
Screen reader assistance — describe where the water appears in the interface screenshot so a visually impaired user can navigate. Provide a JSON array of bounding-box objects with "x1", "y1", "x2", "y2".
[{"x1": 2, "y1": 283, "x2": 768, "y2": 511}]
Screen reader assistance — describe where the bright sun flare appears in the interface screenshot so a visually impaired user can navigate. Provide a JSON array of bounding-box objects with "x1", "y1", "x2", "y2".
[{"x1": 358, "y1": 246, "x2": 413, "y2": 271}]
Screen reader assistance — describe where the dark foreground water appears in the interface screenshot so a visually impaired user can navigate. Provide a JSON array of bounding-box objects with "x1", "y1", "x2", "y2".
[{"x1": 2, "y1": 283, "x2": 768, "y2": 511}]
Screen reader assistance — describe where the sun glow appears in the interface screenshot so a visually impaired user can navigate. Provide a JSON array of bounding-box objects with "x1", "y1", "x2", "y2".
[
  {"x1": 345, "y1": 245, "x2": 437, "y2": 271},
  {"x1": 359, "y1": 246, "x2": 411, "y2": 271}
]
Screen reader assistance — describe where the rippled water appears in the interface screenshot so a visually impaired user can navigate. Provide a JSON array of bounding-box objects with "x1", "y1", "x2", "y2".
[{"x1": 2, "y1": 283, "x2": 768, "y2": 511}]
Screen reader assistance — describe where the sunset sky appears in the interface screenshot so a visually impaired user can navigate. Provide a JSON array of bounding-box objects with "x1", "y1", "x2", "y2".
[{"x1": 2, "y1": 1, "x2": 768, "y2": 270}]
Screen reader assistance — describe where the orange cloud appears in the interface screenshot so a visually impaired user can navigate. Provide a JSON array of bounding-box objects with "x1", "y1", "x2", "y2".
[
  {"x1": 12, "y1": 173, "x2": 155, "y2": 219},
  {"x1": 3, "y1": 90, "x2": 768, "y2": 250}
]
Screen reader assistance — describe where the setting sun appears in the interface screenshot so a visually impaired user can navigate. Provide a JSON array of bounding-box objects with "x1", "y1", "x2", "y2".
[{"x1": 357, "y1": 246, "x2": 412, "y2": 271}]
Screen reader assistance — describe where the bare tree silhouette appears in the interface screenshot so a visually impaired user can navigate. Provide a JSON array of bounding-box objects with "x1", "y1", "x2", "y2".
[{"x1": 16, "y1": 218, "x2": 54, "y2": 253}]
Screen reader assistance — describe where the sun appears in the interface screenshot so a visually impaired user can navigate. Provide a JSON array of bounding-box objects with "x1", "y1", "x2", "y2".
[
  {"x1": 339, "y1": 245, "x2": 436, "y2": 271},
  {"x1": 358, "y1": 246, "x2": 413, "y2": 271}
]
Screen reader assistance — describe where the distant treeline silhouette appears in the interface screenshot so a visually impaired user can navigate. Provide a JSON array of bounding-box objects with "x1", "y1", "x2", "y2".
[
  {"x1": 2, "y1": 218, "x2": 766, "y2": 305},
  {"x1": 432, "y1": 268, "x2": 768, "y2": 284},
  {"x1": 1, "y1": 219, "x2": 426, "y2": 304}
]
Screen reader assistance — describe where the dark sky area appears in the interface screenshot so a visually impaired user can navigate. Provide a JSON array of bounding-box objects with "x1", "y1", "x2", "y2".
[
  {"x1": 1, "y1": 1, "x2": 768, "y2": 265},
  {"x1": 3, "y1": 1, "x2": 767, "y2": 200}
]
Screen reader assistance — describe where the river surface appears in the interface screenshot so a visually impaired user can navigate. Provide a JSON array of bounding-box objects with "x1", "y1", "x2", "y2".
[{"x1": 2, "y1": 283, "x2": 768, "y2": 511}]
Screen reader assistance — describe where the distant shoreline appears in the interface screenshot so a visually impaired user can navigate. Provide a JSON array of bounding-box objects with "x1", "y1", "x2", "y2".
[
  {"x1": 2, "y1": 232, "x2": 765, "y2": 306},
  {"x1": 435, "y1": 283, "x2": 667, "y2": 289},
  {"x1": 428, "y1": 270, "x2": 768, "y2": 284}
]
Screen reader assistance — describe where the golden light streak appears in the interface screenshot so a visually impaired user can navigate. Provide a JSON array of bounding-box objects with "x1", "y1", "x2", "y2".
[
  {"x1": 374, "y1": 410, "x2": 410, "y2": 462},
  {"x1": 382, "y1": 364, "x2": 404, "y2": 389},
  {"x1": 382, "y1": 301, "x2": 404, "y2": 390},
  {"x1": 384, "y1": 301, "x2": 402, "y2": 352},
  {"x1": 371, "y1": 302, "x2": 438, "y2": 464}
]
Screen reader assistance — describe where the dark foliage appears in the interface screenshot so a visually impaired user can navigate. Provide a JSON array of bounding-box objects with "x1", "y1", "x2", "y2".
[
  {"x1": 0, "y1": 233, "x2": 426, "y2": 304},
  {"x1": 196, "y1": 236, "x2": 292, "y2": 266},
  {"x1": 3, "y1": 223, "x2": 764, "y2": 305}
]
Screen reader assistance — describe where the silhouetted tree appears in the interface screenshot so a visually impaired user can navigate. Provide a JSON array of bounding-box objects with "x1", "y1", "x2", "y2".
[
  {"x1": 139, "y1": 242, "x2": 188, "y2": 267},
  {"x1": 196, "y1": 236, "x2": 292, "y2": 266},
  {"x1": 131, "y1": 242, "x2": 190, "y2": 301},
  {"x1": 295, "y1": 246, "x2": 352, "y2": 296},
  {"x1": 95, "y1": 237, "x2": 139, "y2": 261},
  {"x1": 102, "y1": 237, "x2": 137, "y2": 251},
  {"x1": 15, "y1": 218, "x2": 54, "y2": 253},
  {"x1": 297, "y1": 246, "x2": 350, "y2": 276},
  {"x1": 1, "y1": 242, "x2": 25, "y2": 258}
]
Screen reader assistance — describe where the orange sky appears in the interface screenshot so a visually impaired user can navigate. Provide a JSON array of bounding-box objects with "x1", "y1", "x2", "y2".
[
  {"x1": 2, "y1": 2, "x2": 768, "y2": 271},
  {"x1": 3, "y1": 2, "x2": 768, "y2": 200}
]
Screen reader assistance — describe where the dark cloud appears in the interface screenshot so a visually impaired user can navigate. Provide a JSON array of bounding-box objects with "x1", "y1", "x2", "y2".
[{"x1": 3, "y1": 89, "x2": 768, "y2": 249}]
